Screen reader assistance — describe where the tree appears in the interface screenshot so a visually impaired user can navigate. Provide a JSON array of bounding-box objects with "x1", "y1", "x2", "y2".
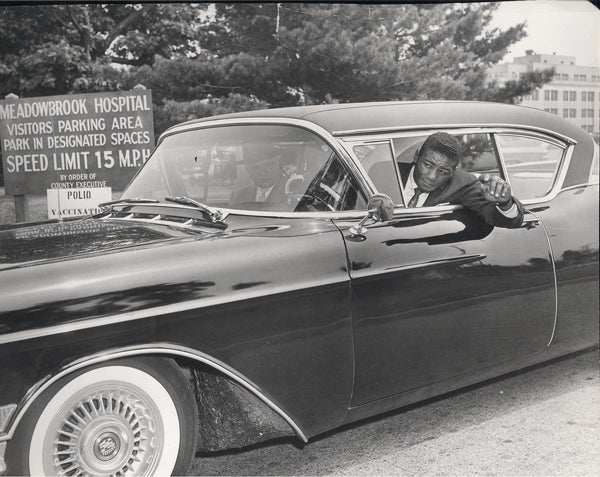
[
  {"x1": 0, "y1": 2, "x2": 554, "y2": 133},
  {"x1": 0, "y1": 4, "x2": 207, "y2": 97},
  {"x1": 195, "y1": 2, "x2": 554, "y2": 105}
]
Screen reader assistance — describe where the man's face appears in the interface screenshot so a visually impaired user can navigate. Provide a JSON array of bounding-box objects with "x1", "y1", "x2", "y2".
[
  {"x1": 414, "y1": 149, "x2": 457, "y2": 192},
  {"x1": 246, "y1": 156, "x2": 281, "y2": 189}
]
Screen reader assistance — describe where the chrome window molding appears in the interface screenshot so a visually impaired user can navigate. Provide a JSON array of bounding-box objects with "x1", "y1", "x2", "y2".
[
  {"x1": 1, "y1": 343, "x2": 308, "y2": 443},
  {"x1": 334, "y1": 124, "x2": 577, "y2": 145},
  {"x1": 504, "y1": 143, "x2": 575, "y2": 206},
  {"x1": 589, "y1": 140, "x2": 599, "y2": 184}
]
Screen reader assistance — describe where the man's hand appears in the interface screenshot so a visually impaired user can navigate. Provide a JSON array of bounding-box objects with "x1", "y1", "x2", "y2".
[{"x1": 478, "y1": 174, "x2": 513, "y2": 208}]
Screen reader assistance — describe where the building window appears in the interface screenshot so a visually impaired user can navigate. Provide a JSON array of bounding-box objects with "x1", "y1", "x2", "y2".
[
  {"x1": 563, "y1": 90, "x2": 577, "y2": 101},
  {"x1": 582, "y1": 125, "x2": 594, "y2": 133},
  {"x1": 563, "y1": 108, "x2": 577, "y2": 118},
  {"x1": 582, "y1": 109, "x2": 594, "y2": 118},
  {"x1": 532, "y1": 90, "x2": 539, "y2": 100},
  {"x1": 544, "y1": 108, "x2": 558, "y2": 115},
  {"x1": 582, "y1": 91, "x2": 595, "y2": 102},
  {"x1": 544, "y1": 90, "x2": 558, "y2": 101}
]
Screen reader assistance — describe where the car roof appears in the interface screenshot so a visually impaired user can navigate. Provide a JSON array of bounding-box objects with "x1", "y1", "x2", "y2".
[{"x1": 165, "y1": 100, "x2": 586, "y2": 142}]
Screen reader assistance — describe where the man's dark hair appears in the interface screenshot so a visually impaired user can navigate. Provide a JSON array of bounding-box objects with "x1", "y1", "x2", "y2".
[{"x1": 418, "y1": 132, "x2": 461, "y2": 164}]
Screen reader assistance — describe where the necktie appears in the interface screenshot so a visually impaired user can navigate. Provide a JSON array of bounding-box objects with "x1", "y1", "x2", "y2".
[{"x1": 408, "y1": 187, "x2": 422, "y2": 208}]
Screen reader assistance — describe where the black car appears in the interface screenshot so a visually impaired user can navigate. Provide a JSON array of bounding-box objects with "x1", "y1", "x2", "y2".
[{"x1": 0, "y1": 101, "x2": 598, "y2": 476}]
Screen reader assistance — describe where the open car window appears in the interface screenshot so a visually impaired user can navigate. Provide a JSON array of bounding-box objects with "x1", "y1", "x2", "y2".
[
  {"x1": 122, "y1": 124, "x2": 367, "y2": 213},
  {"x1": 351, "y1": 132, "x2": 502, "y2": 207}
]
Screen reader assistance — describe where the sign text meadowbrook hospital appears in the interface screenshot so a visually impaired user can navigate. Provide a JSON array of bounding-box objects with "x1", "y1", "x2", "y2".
[
  {"x1": 1, "y1": 95, "x2": 151, "y2": 184},
  {"x1": 0, "y1": 90, "x2": 155, "y2": 218}
]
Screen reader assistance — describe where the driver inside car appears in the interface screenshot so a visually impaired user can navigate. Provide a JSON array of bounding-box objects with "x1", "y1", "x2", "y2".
[{"x1": 229, "y1": 145, "x2": 288, "y2": 205}]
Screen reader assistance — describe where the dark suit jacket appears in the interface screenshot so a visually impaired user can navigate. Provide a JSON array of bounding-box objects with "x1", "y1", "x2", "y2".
[
  {"x1": 398, "y1": 163, "x2": 524, "y2": 228},
  {"x1": 229, "y1": 176, "x2": 288, "y2": 205}
]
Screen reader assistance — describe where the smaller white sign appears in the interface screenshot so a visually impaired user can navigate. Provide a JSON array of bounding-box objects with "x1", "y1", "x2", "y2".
[{"x1": 47, "y1": 187, "x2": 113, "y2": 219}]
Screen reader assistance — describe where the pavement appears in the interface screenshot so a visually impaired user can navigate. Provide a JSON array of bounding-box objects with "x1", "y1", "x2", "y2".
[{"x1": 190, "y1": 349, "x2": 600, "y2": 476}]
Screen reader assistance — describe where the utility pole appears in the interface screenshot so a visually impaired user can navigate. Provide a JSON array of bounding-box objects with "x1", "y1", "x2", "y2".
[{"x1": 276, "y1": 3, "x2": 281, "y2": 34}]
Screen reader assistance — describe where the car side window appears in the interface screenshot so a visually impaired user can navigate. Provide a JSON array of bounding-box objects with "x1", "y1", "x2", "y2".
[{"x1": 495, "y1": 134, "x2": 564, "y2": 200}]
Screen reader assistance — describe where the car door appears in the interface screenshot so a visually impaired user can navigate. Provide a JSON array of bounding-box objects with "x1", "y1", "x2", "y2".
[{"x1": 335, "y1": 130, "x2": 557, "y2": 406}]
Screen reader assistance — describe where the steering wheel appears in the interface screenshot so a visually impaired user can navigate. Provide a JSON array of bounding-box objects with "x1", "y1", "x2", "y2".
[{"x1": 286, "y1": 192, "x2": 336, "y2": 212}]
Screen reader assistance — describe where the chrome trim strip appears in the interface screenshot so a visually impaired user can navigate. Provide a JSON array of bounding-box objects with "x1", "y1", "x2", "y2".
[
  {"x1": 0, "y1": 441, "x2": 5, "y2": 474},
  {"x1": 334, "y1": 123, "x2": 577, "y2": 145},
  {"x1": 558, "y1": 183, "x2": 597, "y2": 194},
  {"x1": 104, "y1": 200, "x2": 371, "y2": 221},
  {"x1": 349, "y1": 254, "x2": 487, "y2": 279},
  {"x1": 530, "y1": 211, "x2": 559, "y2": 346},
  {"x1": 589, "y1": 140, "x2": 599, "y2": 184},
  {"x1": 2, "y1": 344, "x2": 308, "y2": 443},
  {"x1": 0, "y1": 277, "x2": 348, "y2": 346}
]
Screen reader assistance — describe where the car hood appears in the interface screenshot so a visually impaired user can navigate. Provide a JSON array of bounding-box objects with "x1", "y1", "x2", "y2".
[{"x1": 0, "y1": 216, "x2": 212, "y2": 270}]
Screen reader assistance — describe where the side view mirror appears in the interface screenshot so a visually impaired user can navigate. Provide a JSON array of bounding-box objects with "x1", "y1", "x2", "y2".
[{"x1": 349, "y1": 193, "x2": 394, "y2": 235}]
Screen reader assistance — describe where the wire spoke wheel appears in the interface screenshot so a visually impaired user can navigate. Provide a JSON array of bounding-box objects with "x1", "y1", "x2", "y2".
[
  {"x1": 42, "y1": 387, "x2": 166, "y2": 475},
  {"x1": 7, "y1": 359, "x2": 198, "y2": 477}
]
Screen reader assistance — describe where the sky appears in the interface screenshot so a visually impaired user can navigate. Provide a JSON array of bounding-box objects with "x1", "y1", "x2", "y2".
[{"x1": 490, "y1": 0, "x2": 600, "y2": 67}]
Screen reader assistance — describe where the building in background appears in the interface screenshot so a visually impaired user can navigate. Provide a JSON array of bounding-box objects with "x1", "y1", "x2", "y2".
[{"x1": 488, "y1": 51, "x2": 600, "y2": 142}]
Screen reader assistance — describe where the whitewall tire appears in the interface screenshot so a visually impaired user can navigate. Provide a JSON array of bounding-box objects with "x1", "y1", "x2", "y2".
[{"x1": 7, "y1": 357, "x2": 198, "y2": 476}]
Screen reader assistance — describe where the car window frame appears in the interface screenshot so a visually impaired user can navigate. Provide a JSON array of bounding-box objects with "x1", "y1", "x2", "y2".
[
  {"x1": 151, "y1": 118, "x2": 375, "y2": 219},
  {"x1": 340, "y1": 127, "x2": 574, "y2": 209},
  {"x1": 492, "y1": 130, "x2": 572, "y2": 205}
]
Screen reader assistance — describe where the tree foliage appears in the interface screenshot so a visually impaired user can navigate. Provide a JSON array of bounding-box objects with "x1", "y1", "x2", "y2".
[{"x1": 0, "y1": 2, "x2": 554, "y2": 135}]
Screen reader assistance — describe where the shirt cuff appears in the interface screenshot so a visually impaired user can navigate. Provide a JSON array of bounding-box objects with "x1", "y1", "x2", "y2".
[{"x1": 496, "y1": 202, "x2": 519, "y2": 218}]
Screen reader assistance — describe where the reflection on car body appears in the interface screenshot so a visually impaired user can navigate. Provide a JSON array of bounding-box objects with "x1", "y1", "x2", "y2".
[{"x1": 0, "y1": 101, "x2": 598, "y2": 476}]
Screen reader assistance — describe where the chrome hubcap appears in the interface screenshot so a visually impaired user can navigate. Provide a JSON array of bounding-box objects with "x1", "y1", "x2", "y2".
[{"x1": 47, "y1": 390, "x2": 161, "y2": 476}]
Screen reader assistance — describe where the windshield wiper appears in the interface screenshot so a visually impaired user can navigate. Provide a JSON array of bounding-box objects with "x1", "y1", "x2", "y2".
[
  {"x1": 99, "y1": 198, "x2": 160, "y2": 208},
  {"x1": 164, "y1": 196, "x2": 228, "y2": 223}
]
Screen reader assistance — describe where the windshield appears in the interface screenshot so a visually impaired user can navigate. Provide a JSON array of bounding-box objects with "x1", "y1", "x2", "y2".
[{"x1": 122, "y1": 124, "x2": 367, "y2": 213}]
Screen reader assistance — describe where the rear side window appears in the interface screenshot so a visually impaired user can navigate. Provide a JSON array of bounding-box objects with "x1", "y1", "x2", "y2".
[
  {"x1": 350, "y1": 132, "x2": 504, "y2": 207},
  {"x1": 496, "y1": 134, "x2": 564, "y2": 200}
]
